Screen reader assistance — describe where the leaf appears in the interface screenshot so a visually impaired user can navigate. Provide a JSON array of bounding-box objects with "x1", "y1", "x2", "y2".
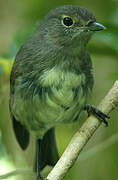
[{"x1": 0, "y1": 58, "x2": 14, "y2": 75}]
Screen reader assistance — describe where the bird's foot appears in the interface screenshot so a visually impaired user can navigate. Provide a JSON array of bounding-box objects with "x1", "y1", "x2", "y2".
[
  {"x1": 84, "y1": 104, "x2": 110, "y2": 126},
  {"x1": 37, "y1": 175, "x2": 43, "y2": 180},
  {"x1": 37, "y1": 176, "x2": 48, "y2": 180}
]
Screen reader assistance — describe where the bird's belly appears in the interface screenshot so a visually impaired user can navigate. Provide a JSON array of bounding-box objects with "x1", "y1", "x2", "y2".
[
  {"x1": 13, "y1": 70, "x2": 88, "y2": 138},
  {"x1": 28, "y1": 84, "x2": 86, "y2": 138}
]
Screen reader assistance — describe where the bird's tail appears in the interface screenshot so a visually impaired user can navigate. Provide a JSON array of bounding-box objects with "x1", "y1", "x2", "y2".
[{"x1": 39, "y1": 128, "x2": 59, "y2": 170}]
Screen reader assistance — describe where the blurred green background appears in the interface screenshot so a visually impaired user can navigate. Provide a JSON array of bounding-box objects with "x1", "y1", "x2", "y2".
[{"x1": 0, "y1": 0, "x2": 118, "y2": 180}]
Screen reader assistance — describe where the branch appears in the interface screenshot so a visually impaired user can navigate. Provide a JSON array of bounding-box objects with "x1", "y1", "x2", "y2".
[{"x1": 47, "y1": 80, "x2": 118, "y2": 180}]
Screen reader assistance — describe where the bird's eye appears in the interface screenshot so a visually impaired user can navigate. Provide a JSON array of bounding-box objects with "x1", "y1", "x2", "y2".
[{"x1": 62, "y1": 17, "x2": 73, "y2": 27}]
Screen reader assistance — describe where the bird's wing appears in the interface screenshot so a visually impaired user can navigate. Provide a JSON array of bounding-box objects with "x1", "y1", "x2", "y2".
[
  {"x1": 9, "y1": 53, "x2": 30, "y2": 150},
  {"x1": 12, "y1": 115, "x2": 30, "y2": 150}
]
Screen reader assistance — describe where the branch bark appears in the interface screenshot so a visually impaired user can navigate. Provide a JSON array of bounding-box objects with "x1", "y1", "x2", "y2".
[{"x1": 47, "y1": 80, "x2": 118, "y2": 180}]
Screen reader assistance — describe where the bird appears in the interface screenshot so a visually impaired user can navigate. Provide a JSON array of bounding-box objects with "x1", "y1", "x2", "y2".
[{"x1": 9, "y1": 5, "x2": 109, "y2": 180}]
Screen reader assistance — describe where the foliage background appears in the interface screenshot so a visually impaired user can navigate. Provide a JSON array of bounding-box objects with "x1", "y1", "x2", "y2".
[{"x1": 0, "y1": 0, "x2": 118, "y2": 180}]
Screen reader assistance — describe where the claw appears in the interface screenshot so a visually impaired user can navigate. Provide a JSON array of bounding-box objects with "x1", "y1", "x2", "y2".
[
  {"x1": 38, "y1": 177, "x2": 48, "y2": 180},
  {"x1": 38, "y1": 176, "x2": 43, "y2": 180},
  {"x1": 84, "y1": 104, "x2": 110, "y2": 126}
]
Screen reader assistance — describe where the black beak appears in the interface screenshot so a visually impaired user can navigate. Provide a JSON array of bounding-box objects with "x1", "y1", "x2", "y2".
[{"x1": 87, "y1": 22, "x2": 106, "y2": 31}]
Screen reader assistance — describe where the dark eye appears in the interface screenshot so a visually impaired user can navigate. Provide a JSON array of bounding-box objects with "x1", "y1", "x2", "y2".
[{"x1": 63, "y1": 17, "x2": 73, "y2": 27}]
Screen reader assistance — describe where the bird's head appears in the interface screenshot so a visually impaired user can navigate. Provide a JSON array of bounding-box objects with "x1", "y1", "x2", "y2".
[{"x1": 42, "y1": 5, "x2": 105, "y2": 49}]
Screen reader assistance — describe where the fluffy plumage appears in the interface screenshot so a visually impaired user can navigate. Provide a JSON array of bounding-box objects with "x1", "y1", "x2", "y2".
[{"x1": 9, "y1": 5, "x2": 104, "y2": 172}]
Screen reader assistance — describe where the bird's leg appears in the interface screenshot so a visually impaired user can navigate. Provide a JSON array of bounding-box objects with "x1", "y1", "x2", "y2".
[
  {"x1": 37, "y1": 139, "x2": 43, "y2": 180},
  {"x1": 84, "y1": 104, "x2": 110, "y2": 126},
  {"x1": 36, "y1": 140, "x2": 48, "y2": 180},
  {"x1": 36, "y1": 139, "x2": 48, "y2": 180}
]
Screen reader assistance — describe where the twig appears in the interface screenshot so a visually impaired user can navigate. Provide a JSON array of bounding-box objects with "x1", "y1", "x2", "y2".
[{"x1": 47, "y1": 80, "x2": 118, "y2": 180}]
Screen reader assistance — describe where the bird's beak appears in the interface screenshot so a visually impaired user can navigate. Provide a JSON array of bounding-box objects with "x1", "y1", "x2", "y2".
[{"x1": 87, "y1": 22, "x2": 106, "y2": 31}]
